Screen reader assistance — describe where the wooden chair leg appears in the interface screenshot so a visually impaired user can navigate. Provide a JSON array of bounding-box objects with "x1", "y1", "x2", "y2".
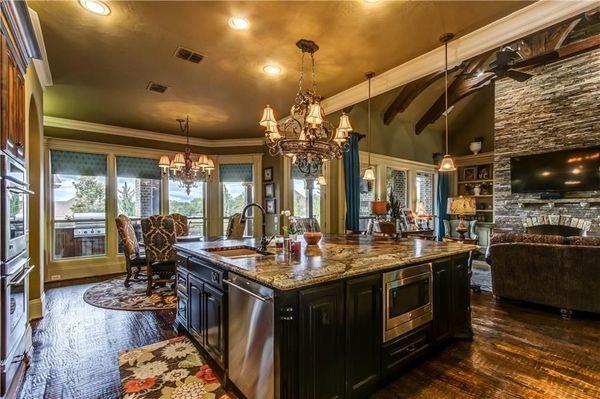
[
  {"x1": 124, "y1": 260, "x2": 132, "y2": 288},
  {"x1": 146, "y1": 262, "x2": 153, "y2": 296}
]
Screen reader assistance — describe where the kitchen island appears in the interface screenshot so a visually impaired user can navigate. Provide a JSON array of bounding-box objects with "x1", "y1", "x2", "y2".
[{"x1": 174, "y1": 235, "x2": 477, "y2": 399}]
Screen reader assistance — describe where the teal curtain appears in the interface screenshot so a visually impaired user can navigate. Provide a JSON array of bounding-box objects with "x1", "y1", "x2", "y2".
[
  {"x1": 219, "y1": 163, "x2": 253, "y2": 182},
  {"x1": 343, "y1": 133, "x2": 361, "y2": 231},
  {"x1": 116, "y1": 156, "x2": 161, "y2": 180},
  {"x1": 436, "y1": 172, "x2": 450, "y2": 240},
  {"x1": 50, "y1": 150, "x2": 107, "y2": 176}
]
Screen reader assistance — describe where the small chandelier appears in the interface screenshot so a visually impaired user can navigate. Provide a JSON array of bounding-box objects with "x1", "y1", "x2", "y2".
[
  {"x1": 438, "y1": 33, "x2": 456, "y2": 172},
  {"x1": 259, "y1": 39, "x2": 353, "y2": 177},
  {"x1": 158, "y1": 116, "x2": 214, "y2": 195}
]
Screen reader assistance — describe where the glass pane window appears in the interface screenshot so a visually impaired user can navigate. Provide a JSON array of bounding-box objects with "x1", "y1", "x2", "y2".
[
  {"x1": 416, "y1": 172, "x2": 434, "y2": 215},
  {"x1": 51, "y1": 150, "x2": 107, "y2": 259},
  {"x1": 386, "y1": 168, "x2": 407, "y2": 209},
  {"x1": 220, "y1": 163, "x2": 254, "y2": 236},
  {"x1": 292, "y1": 165, "x2": 321, "y2": 222},
  {"x1": 169, "y1": 180, "x2": 206, "y2": 236},
  {"x1": 116, "y1": 156, "x2": 162, "y2": 252}
]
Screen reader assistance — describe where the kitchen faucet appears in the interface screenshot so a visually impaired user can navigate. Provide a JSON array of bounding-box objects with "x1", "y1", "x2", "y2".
[{"x1": 240, "y1": 203, "x2": 273, "y2": 251}]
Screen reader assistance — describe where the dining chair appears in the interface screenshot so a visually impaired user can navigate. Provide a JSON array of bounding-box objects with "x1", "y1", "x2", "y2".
[
  {"x1": 141, "y1": 215, "x2": 177, "y2": 296},
  {"x1": 169, "y1": 213, "x2": 189, "y2": 237},
  {"x1": 225, "y1": 213, "x2": 245, "y2": 239},
  {"x1": 115, "y1": 214, "x2": 146, "y2": 287}
]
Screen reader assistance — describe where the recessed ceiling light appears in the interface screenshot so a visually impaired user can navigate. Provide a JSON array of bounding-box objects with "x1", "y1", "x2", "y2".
[
  {"x1": 263, "y1": 65, "x2": 282, "y2": 75},
  {"x1": 79, "y1": 0, "x2": 111, "y2": 16},
  {"x1": 228, "y1": 17, "x2": 249, "y2": 30},
  {"x1": 364, "y1": 0, "x2": 380, "y2": 3}
]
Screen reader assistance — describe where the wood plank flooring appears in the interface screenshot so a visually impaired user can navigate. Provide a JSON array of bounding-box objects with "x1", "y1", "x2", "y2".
[{"x1": 17, "y1": 282, "x2": 600, "y2": 399}]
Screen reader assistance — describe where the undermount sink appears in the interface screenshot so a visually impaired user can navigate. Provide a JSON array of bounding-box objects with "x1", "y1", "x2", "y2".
[{"x1": 206, "y1": 245, "x2": 275, "y2": 259}]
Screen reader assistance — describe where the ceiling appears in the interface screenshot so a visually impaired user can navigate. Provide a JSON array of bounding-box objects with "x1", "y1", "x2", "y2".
[{"x1": 31, "y1": 0, "x2": 532, "y2": 140}]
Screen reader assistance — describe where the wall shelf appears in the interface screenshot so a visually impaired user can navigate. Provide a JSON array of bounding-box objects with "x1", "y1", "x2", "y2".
[
  {"x1": 457, "y1": 179, "x2": 494, "y2": 185},
  {"x1": 512, "y1": 198, "x2": 600, "y2": 208}
]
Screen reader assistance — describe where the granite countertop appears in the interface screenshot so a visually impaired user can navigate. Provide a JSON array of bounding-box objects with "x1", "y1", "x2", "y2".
[{"x1": 174, "y1": 235, "x2": 478, "y2": 291}]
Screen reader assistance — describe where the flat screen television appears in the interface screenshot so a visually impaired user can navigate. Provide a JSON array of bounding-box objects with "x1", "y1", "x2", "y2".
[{"x1": 510, "y1": 146, "x2": 600, "y2": 193}]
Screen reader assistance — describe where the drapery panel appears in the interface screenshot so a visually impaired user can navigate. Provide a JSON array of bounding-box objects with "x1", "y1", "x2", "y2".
[
  {"x1": 219, "y1": 163, "x2": 253, "y2": 183},
  {"x1": 116, "y1": 156, "x2": 161, "y2": 180},
  {"x1": 50, "y1": 150, "x2": 107, "y2": 176},
  {"x1": 436, "y1": 172, "x2": 450, "y2": 240},
  {"x1": 343, "y1": 133, "x2": 361, "y2": 231}
]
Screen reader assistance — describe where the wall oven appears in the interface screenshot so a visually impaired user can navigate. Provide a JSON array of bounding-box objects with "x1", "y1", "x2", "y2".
[
  {"x1": 1, "y1": 154, "x2": 31, "y2": 266},
  {"x1": 383, "y1": 263, "x2": 433, "y2": 342}
]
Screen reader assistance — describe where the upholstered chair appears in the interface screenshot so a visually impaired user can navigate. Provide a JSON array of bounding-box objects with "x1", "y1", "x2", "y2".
[
  {"x1": 225, "y1": 213, "x2": 246, "y2": 239},
  {"x1": 115, "y1": 215, "x2": 146, "y2": 287},
  {"x1": 141, "y1": 215, "x2": 177, "y2": 296},
  {"x1": 443, "y1": 219, "x2": 479, "y2": 241},
  {"x1": 169, "y1": 213, "x2": 189, "y2": 237}
]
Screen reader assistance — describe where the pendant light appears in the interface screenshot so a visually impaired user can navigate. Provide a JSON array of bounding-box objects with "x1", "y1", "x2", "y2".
[
  {"x1": 439, "y1": 33, "x2": 456, "y2": 172},
  {"x1": 362, "y1": 71, "x2": 376, "y2": 181}
]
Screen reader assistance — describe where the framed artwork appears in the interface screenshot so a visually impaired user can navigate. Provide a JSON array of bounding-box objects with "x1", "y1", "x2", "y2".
[
  {"x1": 263, "y1": 167, "x2": 274, "y2": 182},
  {"x1": 463, "y1": 166, "x2": 477, "y2": 181},
  {"x1": 265, "y1": 198, "x2": 277, "y2": 214},
  {"x1": 265, "y1": 182, "x2": 275, "y2": 198},
  {"x1": 478, "y1": 165, "x2": 491, "y2": 180}
]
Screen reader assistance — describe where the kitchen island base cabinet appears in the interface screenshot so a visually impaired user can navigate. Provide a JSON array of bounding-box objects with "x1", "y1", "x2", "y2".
[{"x1": 298, "y1": 283, "x2": 345, "y2": 399}]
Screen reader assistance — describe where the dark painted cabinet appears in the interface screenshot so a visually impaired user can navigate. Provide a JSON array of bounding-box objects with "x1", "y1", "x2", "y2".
[
  {"x1": 179, "y1": 257, "x2": 227, "y2": 368},
  {"x1": 203, "y1": 283, "x2": 225, "y2": 365},
  {"x1": 432, "y1": 255, "x2": 473, "y2": 344},
  {"x1": 345, "y1": 275, "x2": 381, "y2": 399},
  {"x1": 299, "y1": 282, "x2": 345, "y2": 399},
  {"x1": 432, "y1": 259, "x2": 453, "y2": 344},
  {"x1": 188, "y1": 274, "x2": 205, "y2": 344}
]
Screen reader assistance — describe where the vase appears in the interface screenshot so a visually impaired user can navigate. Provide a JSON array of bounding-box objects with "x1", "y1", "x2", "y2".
[
  {"x1": 469, "y1": 141, "x2": 482, "y2": 155},
  {"x1": 303, "y1": 231, "x2": 322, "y2": 245},
  {"x1": 473, "y1": 185, "x2": 481, "y2": 196}
]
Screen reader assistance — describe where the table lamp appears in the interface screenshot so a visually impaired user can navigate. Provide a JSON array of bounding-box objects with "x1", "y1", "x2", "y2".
[
  {"x1": 447, "y1": 196, "x2": 476, "y2": 239},
  {"x1": 415, "y1": 201, "x2": 432, "y2": 229}
]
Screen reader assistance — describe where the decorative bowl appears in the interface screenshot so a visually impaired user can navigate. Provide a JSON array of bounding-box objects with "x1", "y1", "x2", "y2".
[{"x1": 303, "y1": 232, "x2": 322, "y2": 245}]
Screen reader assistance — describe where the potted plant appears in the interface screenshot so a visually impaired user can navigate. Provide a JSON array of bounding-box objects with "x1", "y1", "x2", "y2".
[
  {"x1": 388, "y1": 192, "x2": 402, "y2": 230},
  {"x1": 281, "y1": 210, "x2": 299, "y2": 241}
]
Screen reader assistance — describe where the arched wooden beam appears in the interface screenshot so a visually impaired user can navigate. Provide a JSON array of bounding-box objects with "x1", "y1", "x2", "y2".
[{"x1": 382, "y1": 62, "x2": 465, "y2": 126}]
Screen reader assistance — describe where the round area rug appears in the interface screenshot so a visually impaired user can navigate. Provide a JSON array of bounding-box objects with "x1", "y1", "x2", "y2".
[{"x1": 83, "y1": 276, "x2": 177, "y2": 311}]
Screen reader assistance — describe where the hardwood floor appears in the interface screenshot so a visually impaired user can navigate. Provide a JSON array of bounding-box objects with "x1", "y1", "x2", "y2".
[{"x1": 17, "y1": 283, "x2": 600, "y2": 399}]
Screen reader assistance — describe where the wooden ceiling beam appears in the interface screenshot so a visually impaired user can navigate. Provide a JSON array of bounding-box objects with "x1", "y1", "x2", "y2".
[
  {"x1": 382, "y1": 63, "x2": 465, "y2": 126},
  {"x1": 513, "y1": 32, "x2": 600, "y2": 70},
  {"x1": 414, "y1": 53, "x2": 492, "y2": 135}
]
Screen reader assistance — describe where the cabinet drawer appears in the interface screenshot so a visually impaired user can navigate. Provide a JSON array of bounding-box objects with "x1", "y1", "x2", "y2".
[
  {"x1": 188, "y1": 257, "x2": 225, "y2": 290},
  {"x1": 177, "y1": 269, "x2": 188, "y2": 296},
  {"x1": 176, "y1": 294, "x2": 188, "y2": 326},
  {"x1": 382, "y1": 324, "x2": 431, "y2": 376},
  {"x1": 176, "y1": 254, "x2": 188, "y2": 268}
]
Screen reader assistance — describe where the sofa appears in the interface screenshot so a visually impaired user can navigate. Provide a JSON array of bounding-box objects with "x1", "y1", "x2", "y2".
[{"x1": 486, "y1": 232, "x2": 600, "y2": 317}]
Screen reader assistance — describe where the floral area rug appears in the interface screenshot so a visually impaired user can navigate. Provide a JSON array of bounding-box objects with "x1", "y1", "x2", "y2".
[
  {"x1": 119, "y1": 336, "x2": 233, "y2": 399},
  {"x1": 83, "y1": 276, "x2": 177, "y2": 311}
]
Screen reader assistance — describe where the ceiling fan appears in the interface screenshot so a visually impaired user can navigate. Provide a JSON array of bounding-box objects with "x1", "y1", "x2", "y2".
[{"x1": 486, "y1": 46, "x2": 534, "y2": 82}]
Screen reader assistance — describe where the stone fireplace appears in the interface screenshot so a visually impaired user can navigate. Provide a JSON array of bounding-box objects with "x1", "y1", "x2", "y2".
[
  {"x1": 523, "y1": 215, "x2": 592, "y2": 236},
  {"x1": 494, "y1": 48, "x2": 600, "y2": 236}
]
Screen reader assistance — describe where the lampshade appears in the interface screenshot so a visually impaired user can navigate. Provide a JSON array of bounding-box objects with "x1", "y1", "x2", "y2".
[
  {"x1": 337, "y1": 112, "x2": 352, "y2": 132},
  {"x1": 298, "y1": 130, "x2": 306, "y2": 141},
  {"x1": 206, "y1": 158, "x2": 215, "y2": 170},
  {"x1": 259, "y1": 105, "x2": 277, "y2": 127},
  {"x1": 439, "y1": 154, "x2": 456, "y2": 172},
  {"x1": 266, "y1": 121, "x2": 281, "y2": 138},
  {"x1": 362, "y1": 166, "x2": 376, "y2": 181},
  {"x1": 316, "y1": 175, "x2": 327, "y2": 185},
  {"x1": 447, "y1": 196, "x2": 477, "y2": 215},
  {"x1": 416, "y1": 201, "x2": 426, "y2": 216},
  {"x1": 197, "y1": 154, "x2": 209, "y2": 167},
  {"x1": 158, "y1": 155, "x2": 171, "y2": 170},
  {"x1": 305, "y1": 102, "x2": 323, "y2": 125},
  {"x1": 173, "y1": 153, "x2": 186, "y2": 168},
  {"x1": 191, "y1": 161, "x2": 201, "y2": 171},
  {"x1": 333, "y1": 128, "x2": 347, "y2": 144}
]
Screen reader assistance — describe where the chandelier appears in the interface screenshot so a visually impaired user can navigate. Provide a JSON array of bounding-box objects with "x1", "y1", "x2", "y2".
[
  {"x1": 158, "y1": 116, "x2": 214, "y2": 195},
  {"x1": 259, "y1": 39, "x2": 353, "y2": 177}
]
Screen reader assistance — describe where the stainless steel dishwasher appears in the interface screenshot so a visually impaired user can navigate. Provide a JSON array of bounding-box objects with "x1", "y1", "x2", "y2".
[{"x1": 224, "y1": 273, "x2": 274, "y2": 399}]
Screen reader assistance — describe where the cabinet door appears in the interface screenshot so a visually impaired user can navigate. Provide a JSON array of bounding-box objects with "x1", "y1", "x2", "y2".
[
  {"x1": 299, "y1": 282, "x2": 344, "y2": 399},
  {"x1": 188, "y1": 274, "x2": 204, "y2": 344},
  {"x1": 432, "y1": 259, "x2": 453, "y2": 344},
  {"x1": 345, "y1": 275, "x2": 381, "y2": 399},
  {"x1": 452, "y1": 255, "x2": 473, "y2": 339},
  {"x1": 203, "y1": 283, "x2": 225, "y2": 367},
  {"x1": 176, "y1": 293, "x2": 189, "y2": 329}
]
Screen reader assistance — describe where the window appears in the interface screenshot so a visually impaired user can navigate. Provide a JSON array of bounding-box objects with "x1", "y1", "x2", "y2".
[
  {"x1": 168, "y1": 180, "x2": 206, "y2": 236},
  {"x1": 220, "y1": 163, "x2": 254, "y2": 236},
  {"x1": 416, "y1": 172, "x2": 434, "y2": 215},
  {"x1": 386, "y1": 168, "x2": 407, "y2": 208},
  {"x1": 116, "y1": 156, "x2": 161, "y2": 251},
  {"x1": 359, "y1": 164, "x2": 376, "y2": 231},
  {"x1": 292, "y1": 165, "x2": 321, "y2": 221},
  {"x1": 51, "y1": 150, "x2": 107, "y2": 259}
]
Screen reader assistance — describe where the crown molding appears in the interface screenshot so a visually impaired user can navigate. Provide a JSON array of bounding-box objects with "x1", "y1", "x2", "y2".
[
  {"x1": 359, "y1": 150, "x2": 437, "y2": 172},
  {"x1": 28, "y1": 8, "x2": 52, "y2": 89},
  {"x1": 44, "y1": 116, "x2": 265, "y2": 148},
  {"x1": 322, "y1": 0, "x2": 599, "y2": 115}
]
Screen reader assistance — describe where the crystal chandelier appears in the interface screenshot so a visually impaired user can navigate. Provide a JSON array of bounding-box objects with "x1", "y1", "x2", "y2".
[
  {"x1": 259, "y1": 39, "x2": 353, "y2": 177},
  {"x1": 158, "y1": 116, "x2": 214, "y2": 195}
]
